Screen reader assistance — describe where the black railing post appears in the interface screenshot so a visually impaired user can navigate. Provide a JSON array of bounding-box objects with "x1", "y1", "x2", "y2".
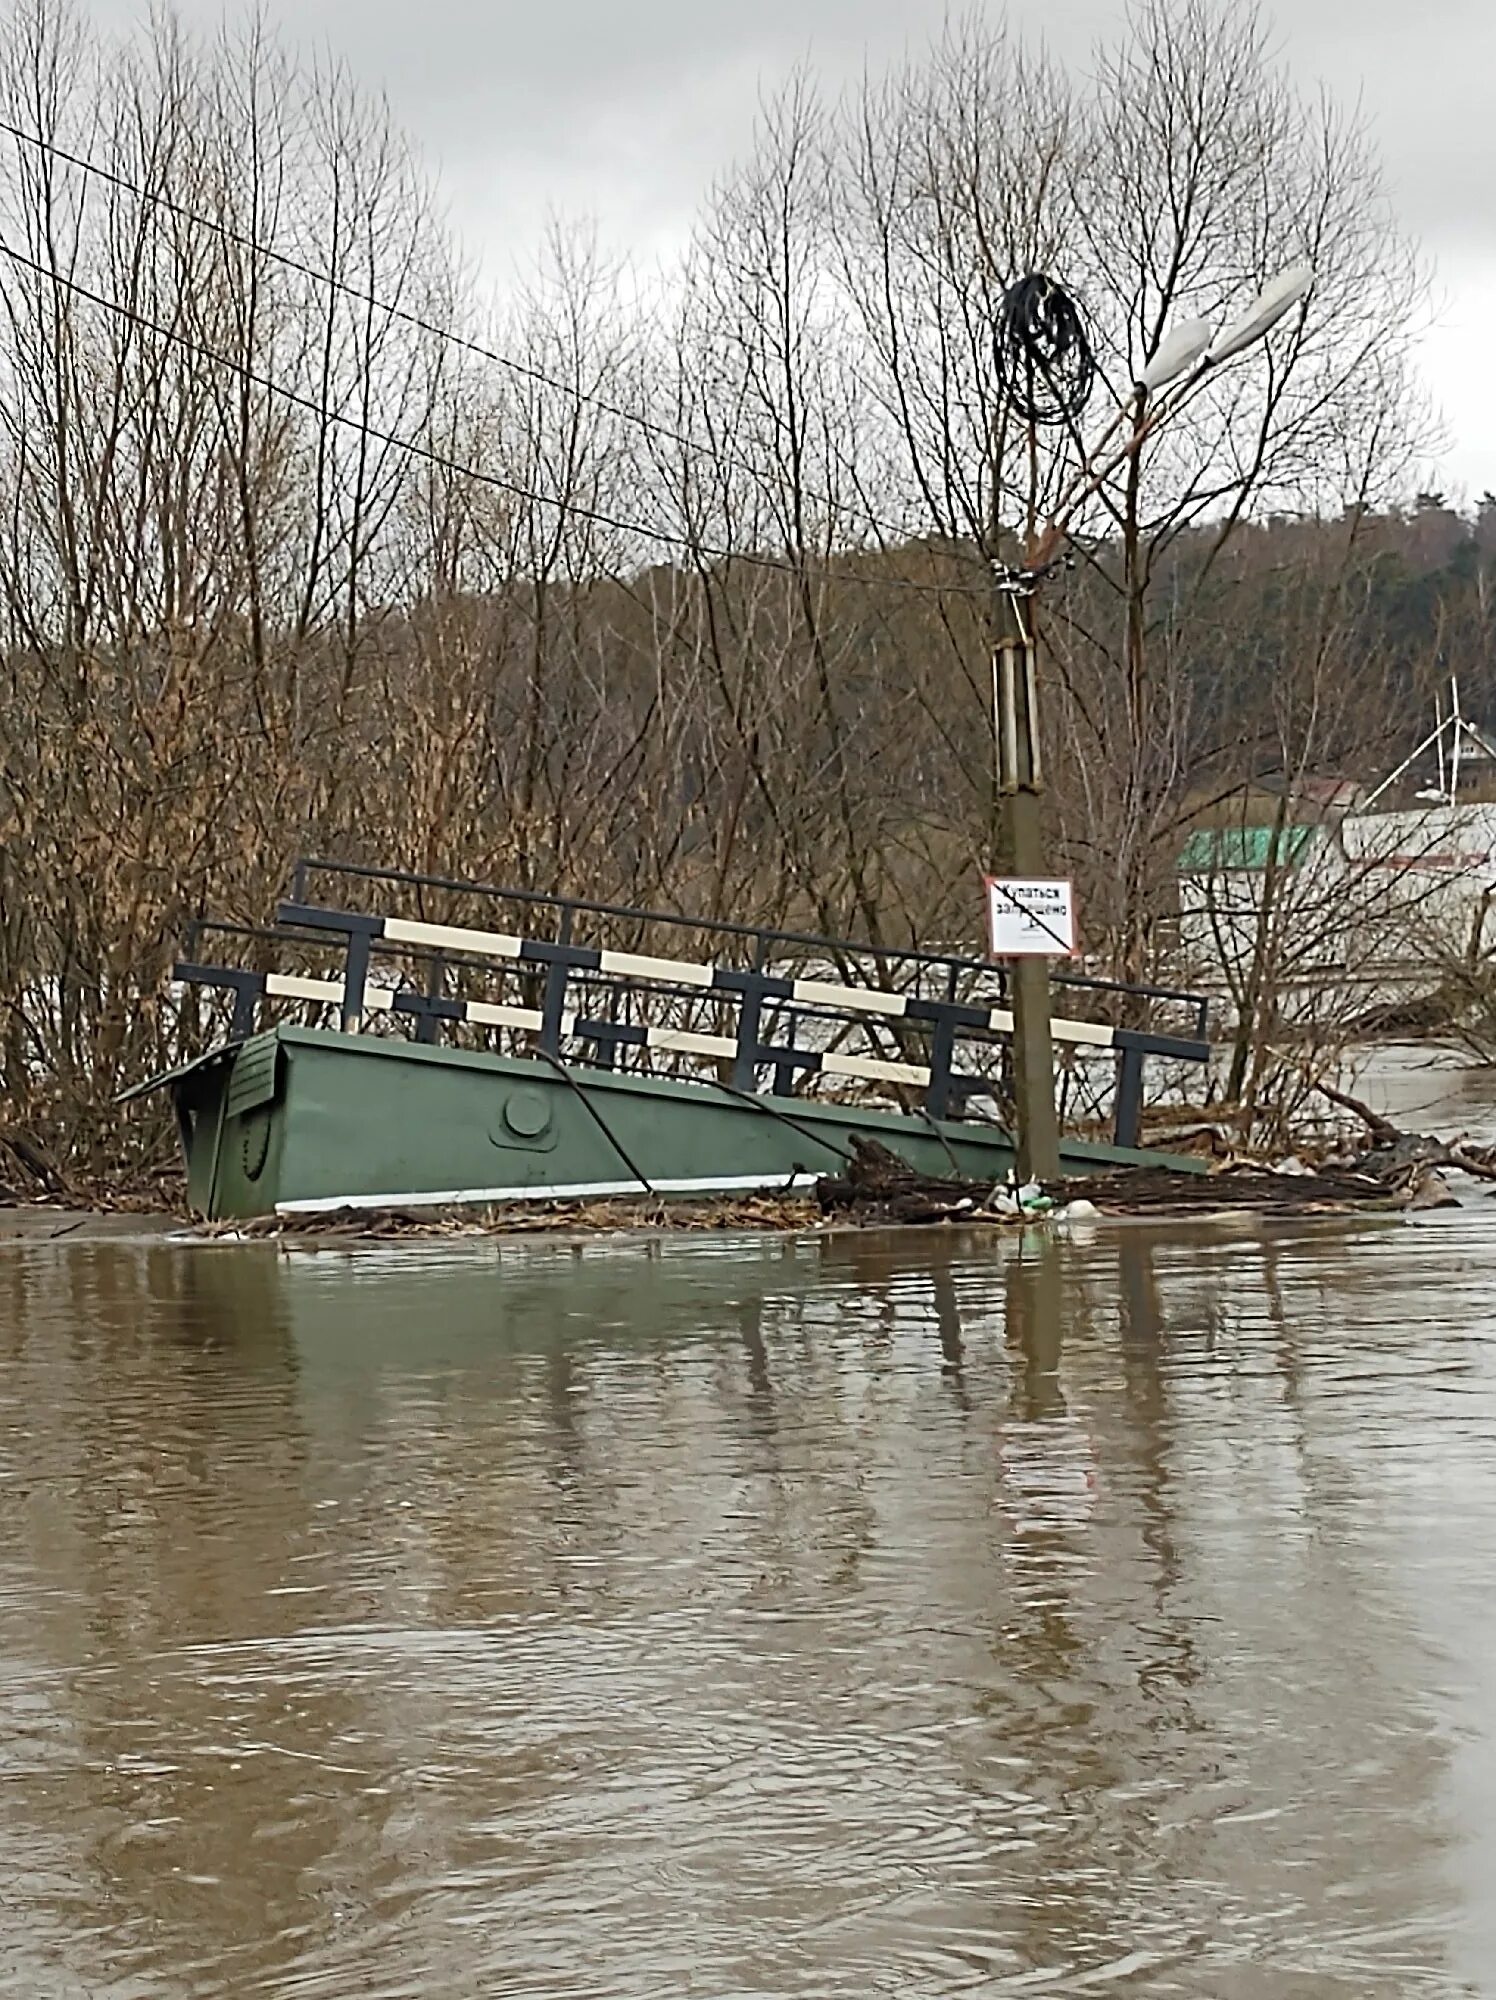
[
  {"x1": 1114, "y1": 1046, "x2": 1145, "y2": 1149},
  {"x1": 772, "y1": 1017, "x2": 799, "y2": 1097},
  {"x1": 171, "y1": 963, "x2": 266, "y2": 1040},
  {"x1": 229, "y1": 974, "x2": 262, "y2": 1040},
  {"x1": 534, "y1": 907, "x2": 575, "y2": 1058},
  {"x1": 340, "y1": 926, "x2": 371, "y2": 1033},
  {"x1": 539, "y1": 960, "x2": 570, "y2": 1056},
  {"x1": 419, "y1": 953, "x2": 447, "y2": 1045},
  {"x1": 391, "y1": 992, "x2": 462, "y2": 1044},
  {"x1": 732, "y1": 979, "x2": 767, "y2": 1093},
  {"x1": 924, "y1": 1010, "x2": 958, "y2": 1121},
  {"x1": 582, "y1": 1024, "x2": 621, "y2": 1070}
]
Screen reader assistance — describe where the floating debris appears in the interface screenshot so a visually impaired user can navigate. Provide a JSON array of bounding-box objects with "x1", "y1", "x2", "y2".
[
  {"x1": 191, "y1": 1192, "x2": 823, "y2": 1246},
  {"x1": 1047, "y1": 1161, "x2": 1405, "y2": 1218},
  {"x1": 814, "y1": 1136, "x2": 1420, "y2": 1226}
]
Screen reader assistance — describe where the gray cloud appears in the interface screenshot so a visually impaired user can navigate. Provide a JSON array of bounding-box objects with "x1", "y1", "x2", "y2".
[{"x1": 84, "y1": 0, "x2": 1496, "y2": 489}]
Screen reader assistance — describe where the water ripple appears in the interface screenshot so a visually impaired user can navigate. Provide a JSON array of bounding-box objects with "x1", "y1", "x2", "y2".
[{"x1": 0, "y1": 1219, "x2": 1492, "y2": 1995}]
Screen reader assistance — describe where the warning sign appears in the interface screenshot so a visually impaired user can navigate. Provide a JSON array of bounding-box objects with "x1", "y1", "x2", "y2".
[{"x1": 984, "y1": 876, "x2": 1076, "y2": 957}]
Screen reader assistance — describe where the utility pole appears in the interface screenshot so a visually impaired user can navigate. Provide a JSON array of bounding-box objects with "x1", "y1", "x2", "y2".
[
  {"x1": 986, "y1": 362, "x2": 1060, "y2": 1184},
  {"x1": 982, "y1": 257, "x2": 1314, "y2": 1180},
  {"x1": 993, "y1": 592, "x2": 1061, "y2": 1182}
]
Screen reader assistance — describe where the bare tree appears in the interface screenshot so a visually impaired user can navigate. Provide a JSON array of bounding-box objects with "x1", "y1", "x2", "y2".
[{"x1": 0, "y1": 0, "x2": 1443, "y2": 1188}]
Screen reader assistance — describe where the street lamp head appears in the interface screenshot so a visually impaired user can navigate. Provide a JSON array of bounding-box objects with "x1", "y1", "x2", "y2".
[
  {"x1": 1134, "y1": 316, "x2": 1213, "y2": 393},
  {"x1": 1204, "y1": 260, "x2": 1314, "y2": 366}
]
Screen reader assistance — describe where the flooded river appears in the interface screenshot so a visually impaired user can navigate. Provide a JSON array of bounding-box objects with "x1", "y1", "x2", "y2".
[{"x1": 3, "y1": 1213, "x2": 1495, "y2": 1997}]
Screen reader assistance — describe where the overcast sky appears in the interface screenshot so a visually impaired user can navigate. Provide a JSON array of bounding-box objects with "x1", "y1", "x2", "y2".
[{"x1": 97, "y1": 0, "x2": 1496, "y2": 500}]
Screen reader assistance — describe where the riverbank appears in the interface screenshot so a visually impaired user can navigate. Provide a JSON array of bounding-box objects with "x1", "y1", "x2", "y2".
[{"x1": 0, "y1": 1160, "x2": 1449, "y2": 1253}]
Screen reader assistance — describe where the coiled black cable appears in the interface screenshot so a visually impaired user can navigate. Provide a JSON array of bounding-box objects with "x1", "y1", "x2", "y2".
[{"x1": 994, "y1": 273, "x2": 1096, "y2": 427}]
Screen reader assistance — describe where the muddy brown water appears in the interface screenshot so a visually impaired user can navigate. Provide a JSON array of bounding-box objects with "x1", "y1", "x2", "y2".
[{"x1": 4, "y1": 1204, "x2": 1496, "y2": 1999}]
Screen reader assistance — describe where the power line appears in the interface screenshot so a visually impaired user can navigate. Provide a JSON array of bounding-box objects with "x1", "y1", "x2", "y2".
[
  {"x1": 0, "y1": 232, "x2": 982, "y2": 600},
  {"x1": 0, "y1": 113, "x2": 930, "y2": 553}
]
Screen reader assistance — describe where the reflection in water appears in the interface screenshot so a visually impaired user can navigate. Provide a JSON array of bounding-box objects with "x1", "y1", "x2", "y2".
[
  {"x1": 0, "y1": 1220, "x2": 1492, "y2": 1997},
  {"x1": 1005, "y1": 1235, "x2": 1067, "y2": 1419}
]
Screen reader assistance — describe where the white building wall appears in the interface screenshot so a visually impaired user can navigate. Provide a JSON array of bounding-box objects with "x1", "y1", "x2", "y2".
[{"x1": 1178, "y1": 803, "x2": 1496, "y2": 1015}]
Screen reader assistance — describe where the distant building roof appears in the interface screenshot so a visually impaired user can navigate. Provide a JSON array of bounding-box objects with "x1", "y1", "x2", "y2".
[
  {"x1": 1176, "y1": 825, "x2": 1317, "y2": 874},
  {"x1": 1252, "y1": 774, "x2": 1364, "y2": 811}
]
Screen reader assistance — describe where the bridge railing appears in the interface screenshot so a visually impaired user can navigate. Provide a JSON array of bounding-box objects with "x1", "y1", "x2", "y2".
[
  {"x1": 286, "y1": 855, "x2": 1210, "y2": 1041},
  {"x1": 169, "y1": 869, "x2": 1211, "y2": 1148}
]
